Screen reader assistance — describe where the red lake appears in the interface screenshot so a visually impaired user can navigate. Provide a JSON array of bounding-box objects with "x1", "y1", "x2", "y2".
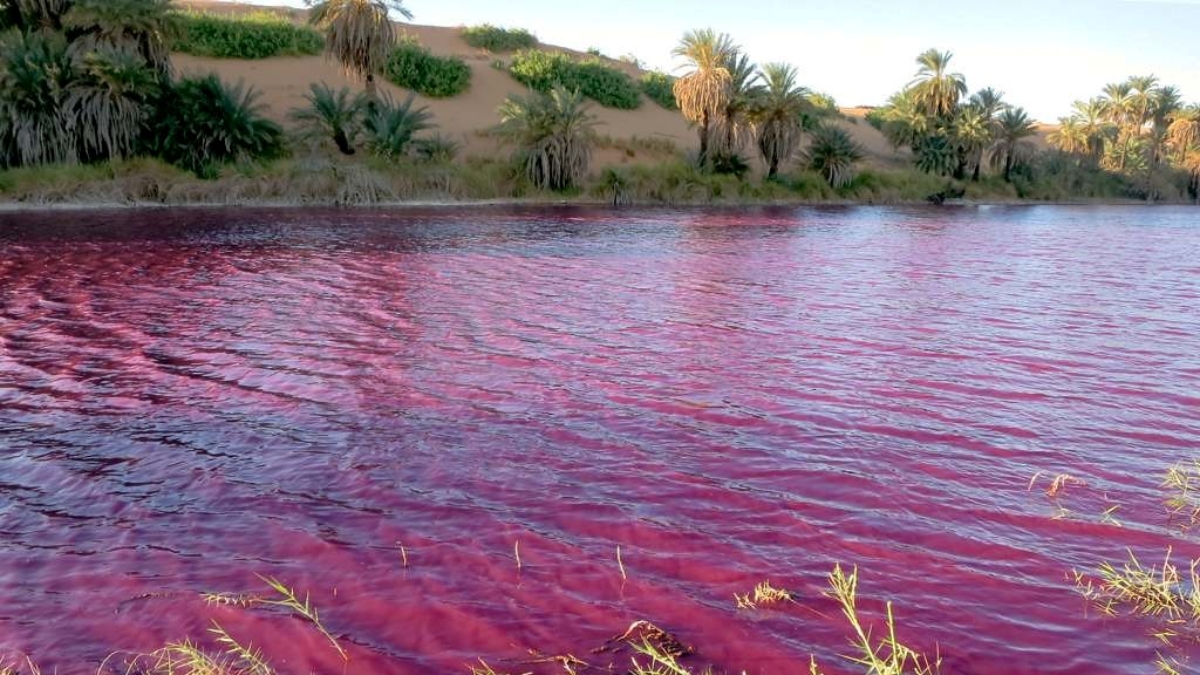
[{"x1": 1, "y1": 205, "x2": 1199, "y2": 675}]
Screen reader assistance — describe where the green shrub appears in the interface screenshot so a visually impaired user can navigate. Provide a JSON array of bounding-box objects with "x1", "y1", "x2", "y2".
[
  {"x1": 639, "y1": 71, "x2": 677, "y2": 110},
  {"x1": 508, "y1": 50, "x2": 640, "y2": 110},
  {"x1": 171, "y1": 11, "x2": 323, "y2": 59},
  {"x1": 149, "y1": 74, "x2": 285, "y2": 177},
  {"x1": 364, "y1": 92, "x2": 435, "y2": 159},
  {"x1": 461, "y1": 24, "x2": 537, "y2": 52},
  {"x1": 383, "y1": 40, "x2": 471, "y2": 98}
]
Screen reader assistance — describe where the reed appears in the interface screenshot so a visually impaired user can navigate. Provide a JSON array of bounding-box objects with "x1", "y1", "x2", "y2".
[
  {"x1": 826, "y1": 565, "x2": 942, "y2": 675},
  {"x1": 257, "y1": 576, "x2": 347, "y2": 661}
]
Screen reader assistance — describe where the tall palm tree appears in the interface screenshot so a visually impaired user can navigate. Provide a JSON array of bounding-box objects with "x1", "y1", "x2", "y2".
[
  {"x1": 969, "y1": 87, "x2": 1007, "y2": 121},
  {"x1": 62, "y1": 0, "x2": 175, "y2": 76},
  {"x1": 714, "y1": 50, "x2": 762, "y2": 156},
  {"x1": 1125, "y1": 74, "x2": 1160, "y2": 134},
  {"x1": 1167, "y1": 104, "x2": 1200, "y2": 164},
  {"x1": 909, "y1": 49, "x2": 967, "y2": 119},
  {"x1": 1072, "y1": 98, "x2": 1111, "y2": 158},
  {"x1": 990, "y1": 107, "x2": 1037, "y2": 182},
  {"x1": 753, "y1": 62, "x2": 809, "y2": 178},
  {"x1": 497, "y1": 85, "x2": 599, "y2": 191},
  {"x1": 953, "y1": 105, "x2": 992, "y2": 180},
  {"x1": 1048, "y1": 117, "x2": 1090, "y2": 157},
  {"x1": 671, "y1": 29, "x2": 737, "y2": 168},
  {"x1": 306, "y1": 0, "x2": 412, "y2": 102}
]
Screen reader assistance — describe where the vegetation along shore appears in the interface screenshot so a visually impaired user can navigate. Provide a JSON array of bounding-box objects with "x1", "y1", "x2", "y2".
[{"x1": 0, "y1": 0, "x2": 1197, "y2": 207}]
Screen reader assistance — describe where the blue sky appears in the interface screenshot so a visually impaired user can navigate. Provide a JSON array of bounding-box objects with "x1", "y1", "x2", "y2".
[{"x1": 225, "y1": 0, "x2": 1200, "y2": 122}]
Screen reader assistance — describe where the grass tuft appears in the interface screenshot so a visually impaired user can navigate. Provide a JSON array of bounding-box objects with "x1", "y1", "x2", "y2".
[
  {"x1": 734, "y1": 580, "x2": 796, "y2": 609},
  {"x1": 1163, "y1": 461, "x2": 1200, "y2": 528}
]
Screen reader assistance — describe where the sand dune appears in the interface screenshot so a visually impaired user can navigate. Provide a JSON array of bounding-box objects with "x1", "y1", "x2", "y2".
[{"x1": 174, "y1": 1, "x2": 1047, "y2": 171}]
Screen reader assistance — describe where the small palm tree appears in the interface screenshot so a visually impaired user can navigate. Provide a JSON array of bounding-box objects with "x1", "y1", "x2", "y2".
[
  {"x1": 67, "y1": 45, "x2": 160, "y2": 161},
  {"x1": 290, "y1": 82, "x2": 367, "y2": 155},
  {"x1": 671, "y1": 29, "x2": 737, "y2": 168},
  {"x1": 990, "y1": 107, "x2": 1037, "y2": 182},
  {"x1": 497, "y1": 85, "x2": 599, "y2": 191},
  {"x1": 62, "y1": 0, "x2": 175, "y2": 76},
  {"x1": 753, "y1": 62, "x2": 809, "y2": 179},
  {"x1": 363, "y1": 90, "x2": 434, "y2": 158},
  {"x1": 152, "y1": 74, "x2": 284, "y2": 177},
  {"x1": 909, "y1": 49, "x2": 966, "y2": 119},
  {"x1": 0, "y1": 29, "x2": 75, "y2": 167},
  {"x1": 714, "y1": 50, "x2": 761, "y2": 156},
  {"x1": 914, "y1": 133, "x2": 957, "y2": 176},
  {"x1": 306, "y1": 0, "x2": 412, "y2": 102},
  {"x1": 803, "y1": 123, "x2": 863, "y2": 188},
  {"x1": 878, "y1": 89, "x2": 931, "y2": 150}
]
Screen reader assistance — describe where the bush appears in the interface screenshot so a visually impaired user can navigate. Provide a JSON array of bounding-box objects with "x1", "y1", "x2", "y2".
[
  {"x1": 508, "y1": 50, "x2": 641, "y2": 110},
  {"x1": 364, "y1": 92, "x2": 435, "y2": 159},
  {"x1": 171, "y1": 11, "x2": 323, "y2": 59},
  {"x1": 149, "y1": 74, "x2": 285, "y2": 177},
  {"x1": 461, "y1": 24, "x2": 537, "y2": 52},
  {"x1": 383, "y1": 40, "x2": 471, "y2": 98},
  {"x1": 639, "y1": 71, "x2": 677, "y2": 110}
]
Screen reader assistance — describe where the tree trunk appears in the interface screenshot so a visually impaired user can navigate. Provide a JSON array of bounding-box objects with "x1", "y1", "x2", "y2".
[
  {"x1": 334, "y1": 130, "x2": 355, "y2": 155},
  {"x1": 699, "y1": 113, "x2": 710, "y2": 168},
  {"x1": 365, "y1": 74, "x2": 379, "y2": 112},
  {"x1": 1004, "y1": 151, "x2": 1013, "y2": 182},
  {"x1": 972, "y1": 158, "x2": 981, "y2": 182},
  {"x1": 768, "y1": 154, "x2": 779, "y2": 179}
]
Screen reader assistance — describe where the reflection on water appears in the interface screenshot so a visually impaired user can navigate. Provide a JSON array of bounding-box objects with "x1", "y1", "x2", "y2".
[{"x1": 1, "y1": 205, "x2": 1199, "y2": 675}]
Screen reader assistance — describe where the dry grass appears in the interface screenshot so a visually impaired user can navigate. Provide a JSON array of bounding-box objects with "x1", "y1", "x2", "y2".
[
  {"x1": 1074, "y1": 548, "x2": 1200, "y2": 628},
  {"x1": 734, "y1": 580, "x2": 796, "y2": 609},
  {"x1": 1164, "y1": 461, "x2": 1200, "y2": 528},
  {"x1": 0, "y1": 656, "x2": 42, "y2": 675}
]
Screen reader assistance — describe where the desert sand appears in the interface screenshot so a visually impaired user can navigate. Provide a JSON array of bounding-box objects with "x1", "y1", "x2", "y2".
[{"x1": 174, "y1": 1, "x2": 1044, "y2": 171}]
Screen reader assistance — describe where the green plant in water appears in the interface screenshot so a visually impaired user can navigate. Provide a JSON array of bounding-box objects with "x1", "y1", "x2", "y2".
[{"x1": 826, "y1": 564, "x2": 942, "y2": 675}]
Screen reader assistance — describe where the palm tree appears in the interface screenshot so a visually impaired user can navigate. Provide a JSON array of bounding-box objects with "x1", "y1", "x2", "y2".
[
  {"x1": 909, "y1": 49, "x2": 967, "y2": 119},
  {"x1": 62, "y1": 0, "x2": 175, "y2": 76},
  {"x1": 953, "y1": 105, "x2": 992, "y2": 180},
  {"x1": 497, "y1": 85, "x2": 599, "y2": 191},
  {"x1": 714, "y1": 50, "x2": 762, "y2": 156},
  {"x1": 0, "y1": 29, "x2": 75, "y2": 167},
  {"x1": 67, "y1": 45, "x2": 159, "y2": 161},
  {"x1": 290, "y1": 82, "x2": 367, "y2": 155},
  {"x1": 753, "y1": 62, "x2": 809, "y2": 179},
  {"x1": 803, "y1": 123, "x2": 862, "y2": 188},
  {"x1": 151, "y1": 74, "x2": 284, "y2": 177},
  {"x1": 1049, "y1": 117, "x2": 1090, "y2": 157},
  {"x1": 364, "y1": 90, "x2": 434, "y2": 158},
  {"x1": 1072, "y1": 98, "x2": 1111, "y2": 158},
  {"x1": 306, "y1": 0, "x2": 412, "y2": 102},
  {"x1": 1167, "y1": 104, "x2": 1200, "y2": 162},
  {"x1": 990, "y1": 107, "x2": 1037, "y2": 182},
  {"x1": 969, "y1": 87, "x2": 1007, "y2": 121},
  {"x1": 1126, "y1": 74, "x2": 1160, "y2": 134},
  {"x1": 671, "y1": 29, "x2": 737, "y2": 168}
]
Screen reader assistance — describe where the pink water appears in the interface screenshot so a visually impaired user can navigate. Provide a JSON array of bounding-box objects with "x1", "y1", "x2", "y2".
[{"x1": 1, "y1": 205, "x2": 1199, "y2": 675}]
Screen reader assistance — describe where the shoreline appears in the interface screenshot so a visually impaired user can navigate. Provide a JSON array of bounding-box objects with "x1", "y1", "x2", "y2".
[{"x1": 0, "y1": 196, "x2": 1174, "y2": 213}]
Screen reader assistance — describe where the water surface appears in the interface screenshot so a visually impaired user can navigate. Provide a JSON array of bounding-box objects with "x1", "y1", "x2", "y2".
[{"x1": 1, "y1": 205, "x2": 1198, "y2": 675}]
